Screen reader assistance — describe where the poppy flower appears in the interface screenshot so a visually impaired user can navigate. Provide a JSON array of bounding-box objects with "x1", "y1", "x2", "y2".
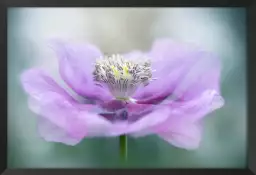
[{"x1": 20, "y1": 39, "x2": 224, "y2": 154}]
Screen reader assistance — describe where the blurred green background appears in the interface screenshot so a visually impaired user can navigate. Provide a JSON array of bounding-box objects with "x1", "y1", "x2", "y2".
[{"x1": 7, "y1": 8, "x2": 247, "y2": 168}]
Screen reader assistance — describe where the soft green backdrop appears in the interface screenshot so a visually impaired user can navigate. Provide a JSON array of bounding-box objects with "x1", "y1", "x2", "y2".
[{"x1": 7, "y1": 8, "x2": 247, "y2": 168}]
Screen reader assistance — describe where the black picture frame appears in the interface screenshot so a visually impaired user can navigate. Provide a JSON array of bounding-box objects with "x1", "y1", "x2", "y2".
[{"x1": 1, "y1": 0, "x2": 255, "y2": 174}]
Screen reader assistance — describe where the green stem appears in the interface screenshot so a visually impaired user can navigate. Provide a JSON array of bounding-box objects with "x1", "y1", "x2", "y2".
[{"x1": 119, "y1": 135, "x2": 127, "y2": 161}]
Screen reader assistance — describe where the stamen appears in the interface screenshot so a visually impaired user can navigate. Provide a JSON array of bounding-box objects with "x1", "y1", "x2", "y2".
[{"x1": 93, "y1": 54, "x2": 154, "y2": 100}]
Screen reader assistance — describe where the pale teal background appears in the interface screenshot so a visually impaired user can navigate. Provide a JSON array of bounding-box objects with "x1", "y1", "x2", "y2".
[{"x1": 7, "y1": 8, "x2": 247, "y2": 168}]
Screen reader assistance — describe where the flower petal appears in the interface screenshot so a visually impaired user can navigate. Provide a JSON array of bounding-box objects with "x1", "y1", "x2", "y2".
[
  {"x1": 126, "y1": 103, "x2": 155, "y2": 121},
  {"x1": 153, "y1": 89, "x2": 224, "y2": 149},
  {"x1": 134, "y1": 39, "x2": 222, "y2": 104},
  {"x1": 37, "y1": 115, "x2": 83, "y2": 146},
  {"x1": 154, "y1": 109, "x2": 203, "y2": 150},
  {"x1": 158, "y1": 121, "x2": 202, "y2": 150},
  {"x1": 21, "y1": 68, "x2": 112, "y2": 145},
  {"x1": 49, "y1": 39, "x2": 112, "y2": 102},
  {"x1": 20, "y1": 68, "x2": 72, "y2": 101},
  {"x1": 100, "y1": 100, "x2": 126, "y2": 112},
  {"x1": 166, "y1": 89, "x2": 224, "y2": 122},
  {"x1": 127, "y1": 107, "x2": 171, "y2": 136},
  {"x1": 89, "y1": 106, "x2": 172, "y2": 137}
]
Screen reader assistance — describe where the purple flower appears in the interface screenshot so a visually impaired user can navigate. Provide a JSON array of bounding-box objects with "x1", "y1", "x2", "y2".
[{"x1": 20, "y1": 39, "x2": 224, "y2": 150}]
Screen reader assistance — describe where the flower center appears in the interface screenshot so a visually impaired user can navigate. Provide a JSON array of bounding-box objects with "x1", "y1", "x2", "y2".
[{"x1": 93, "y1": 54, "x2": 153, "y2": 100}]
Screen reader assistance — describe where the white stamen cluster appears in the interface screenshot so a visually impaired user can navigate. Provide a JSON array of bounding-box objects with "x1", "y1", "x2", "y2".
[{"x1": 93, "y1": 54, "x2": 153, "y2": 100}]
